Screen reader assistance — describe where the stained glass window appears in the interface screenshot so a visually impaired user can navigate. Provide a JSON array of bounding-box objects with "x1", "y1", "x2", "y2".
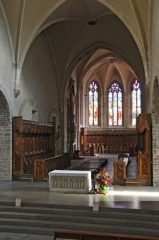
[
  {"x1": 88, "y1": 81, "x2": 99, "y2": 126},
  {"x1": 108, "y1": 82, "x2": 122, "y2": 126},
  {"x1": 132, "y1": 80, "x2": 141, "y2": 126}
]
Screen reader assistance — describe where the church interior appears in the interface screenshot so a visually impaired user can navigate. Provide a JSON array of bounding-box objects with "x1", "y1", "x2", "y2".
[{"x1": 0, "y1": 0, "x2": 159, "y2": 239}]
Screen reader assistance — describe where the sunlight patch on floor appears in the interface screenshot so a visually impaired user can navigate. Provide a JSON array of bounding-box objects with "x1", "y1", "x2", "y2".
[{"x1": 109, "y1": 190, "x2": 159, "y2": 197}]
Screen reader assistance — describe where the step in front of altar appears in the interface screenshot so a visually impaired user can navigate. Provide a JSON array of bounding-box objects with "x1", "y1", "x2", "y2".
[
  {"x1": 126, "y1": 178, "x2": 140, "y2": 186},
  {"x1": 49, "y1": 170, "x2": 92, "y2": 193}
]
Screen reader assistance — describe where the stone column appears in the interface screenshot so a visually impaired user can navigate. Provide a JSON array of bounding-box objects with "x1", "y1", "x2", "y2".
[{"x1": 152, "y1": 113, "x2": 159, "y2": 186}]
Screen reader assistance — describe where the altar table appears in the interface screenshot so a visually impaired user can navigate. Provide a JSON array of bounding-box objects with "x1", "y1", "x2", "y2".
[{"x1": 49, "y1": 170, "x2": 92, "y2": 193}]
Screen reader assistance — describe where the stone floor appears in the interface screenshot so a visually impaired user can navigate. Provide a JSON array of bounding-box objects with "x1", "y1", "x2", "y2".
[
  {"x1": 1, "y1": 180, "x2": 159, "y2": 240},
  {"x1": 0, "y1": 233, "x2": 53, "y2": 240},
  {"x1": 0, "y1": 155, "x2": 159, "y2": 239},
  {"x1": 1, "y1": 181, "x2": 159, "y2": 240}
]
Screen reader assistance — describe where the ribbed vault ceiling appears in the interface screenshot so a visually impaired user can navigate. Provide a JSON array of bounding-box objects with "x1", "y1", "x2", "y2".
[
  {"x1": 41, "y1": 0, "x2": 144, "y2": 86},
  {"x1": 1, "y1": 0, "x2": 150, "y2": 86}
]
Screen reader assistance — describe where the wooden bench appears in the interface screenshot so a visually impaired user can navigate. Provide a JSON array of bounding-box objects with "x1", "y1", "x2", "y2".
[
  {"x1": 34, "y1": 153, "x2": 70, "y2": 181},
  {"x1": 53, "y1": 228, "x2": 159, "y2": 240}
]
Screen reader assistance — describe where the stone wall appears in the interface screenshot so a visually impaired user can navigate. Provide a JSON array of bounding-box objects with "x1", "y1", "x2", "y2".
[
  {"x1": 0, "y1": 91, "x2": 11, "y2": 180},
  {"x1": 0, "y1": 8, "x2": 13, "y2": 180},
  {"x1": 16, "y1": 32, "x2": 60, "y2": 122},
  {"x1": 0, "y1": 9, "x2": 14, "y2": 109},
  {"x1": 152, "y1": 113, "x2": 159, "y2": 186}
]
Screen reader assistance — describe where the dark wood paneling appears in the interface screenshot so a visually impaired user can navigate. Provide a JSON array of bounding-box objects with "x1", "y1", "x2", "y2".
[
  {"x1": 82, "y1": 128, "x2": 137, "y2": 155},
  {"x1": 12, "y1": 117, "x2": 70, "y2": 181},
  {"x1": 137, "y1": 113, "x2": 152, "y2": 186}
]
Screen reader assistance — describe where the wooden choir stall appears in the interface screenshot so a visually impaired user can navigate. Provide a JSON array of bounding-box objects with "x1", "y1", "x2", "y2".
[
  {"x1": 113, "y1": 154, "x2": 128, "y2": 185},
  {"x1": 113, "y1": 113, "x2": 152, "y2": 186},
  {"x1": 80, "y1": 127, "x2": 138, "y2": 186},
  {"x1": 12, "y1": 117, "x2": 70, "y2": 181},
  {"x1": 80, "y1": 128, "x2": 137, "y2": 156},
  {"x1": 137, "y1": 113, "x2": 152, "y2": 186}
]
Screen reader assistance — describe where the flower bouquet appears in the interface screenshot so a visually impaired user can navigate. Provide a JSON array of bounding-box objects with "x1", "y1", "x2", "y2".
[{"x1": 95, "y1": 167, "x2": 112, "y2": 194}]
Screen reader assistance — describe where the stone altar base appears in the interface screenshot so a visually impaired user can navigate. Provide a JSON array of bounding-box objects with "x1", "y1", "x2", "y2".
[{"x1": 49, "y1": 170, "x2": 92, "y2": 193}]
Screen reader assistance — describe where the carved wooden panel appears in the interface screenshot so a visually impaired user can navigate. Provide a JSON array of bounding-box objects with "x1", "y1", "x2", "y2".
[
  {"x1": 82, "y1": 128, "x2": 137, "y2": 155},
  {"x1": 138, "y1": 152, "x2": 151, "y2": 185},
  {"x1": 34, "y1": 159, "x2": 46, "y2": 181},
  {"x1": 12, "y1": 117, "x2": 24, "y2": 179},
  {"x1": 113, "y1": 160, "x2": 126, "y2": 185},
  {"x1": 137, "y1": 114, "x2": 152, "y2": 186},
  {"x1": 80, "y1": 127, "x2": 85, "y2": 155},
  {"x1": 137, "y1": 113, "x2": 151, "y2": 134},
  {"x1": 12, "y1": 116, "x2": 55, "y2": 180}
]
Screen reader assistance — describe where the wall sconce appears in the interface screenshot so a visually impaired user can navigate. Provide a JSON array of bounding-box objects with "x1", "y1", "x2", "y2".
[{"x1": 14, "y1": 89, "x2": 20, "y2": 98}]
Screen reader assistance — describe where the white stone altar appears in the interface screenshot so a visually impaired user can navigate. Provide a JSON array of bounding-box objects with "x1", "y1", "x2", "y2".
[{"x1": 49, "y1": 170, "x2": 92, "y2": 193}]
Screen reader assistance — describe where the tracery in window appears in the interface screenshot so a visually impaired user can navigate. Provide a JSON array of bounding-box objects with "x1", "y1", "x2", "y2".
[
  {"x1": 132, "y1": 79, "x2": 141, "y2": 126},
  {"x1": 108, "y1": 82, "x2": 122, "y2": 126},
  {"x1": 88, "y1": 81, "x2": 99, "y2": 126}
]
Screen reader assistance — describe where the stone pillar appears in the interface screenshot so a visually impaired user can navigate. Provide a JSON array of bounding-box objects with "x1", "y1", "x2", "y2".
[
  {"x1": 0, "y1": 91, "x2": 11, "y2": 180},
  {"x1": 152, "y1": 113, "x2": 159, "y2": 186},
  {"x1": 124, "y1": 93, "x2": 129, "y2": 127}
]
